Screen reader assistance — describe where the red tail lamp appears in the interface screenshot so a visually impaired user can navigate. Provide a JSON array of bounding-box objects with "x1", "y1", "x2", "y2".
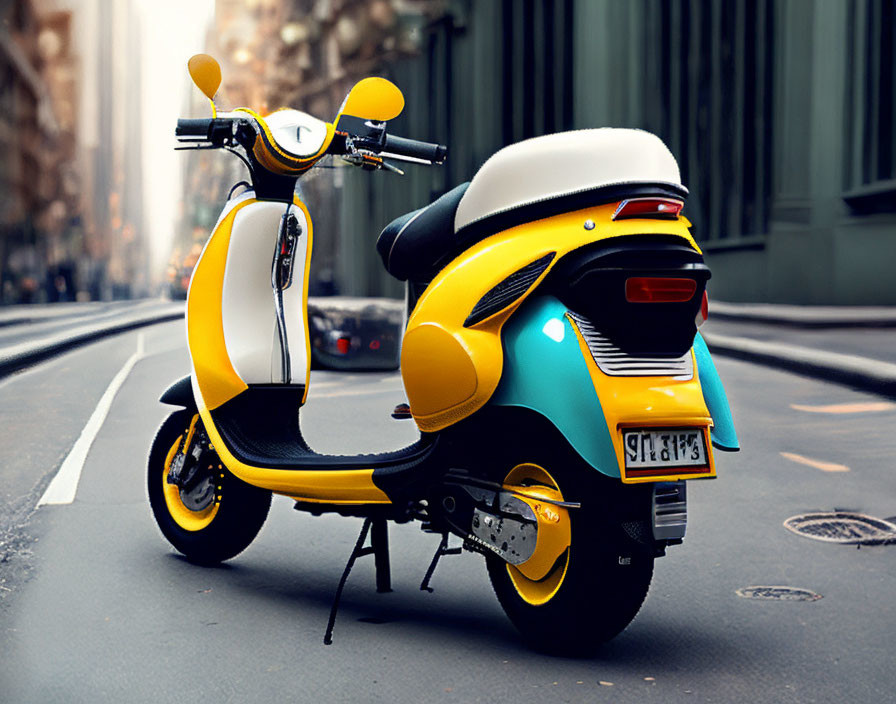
[
  {"x1": 626, "y1": 277, "x2": 697, "y2": 303},
  {"x1": 336, "y1": 337, "x2": 351, "y2": 354},
  {"x1": 612, "y1": 198, "x2": 684, "y2": 220}
]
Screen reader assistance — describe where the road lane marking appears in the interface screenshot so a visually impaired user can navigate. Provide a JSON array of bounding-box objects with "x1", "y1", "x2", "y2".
[
  {"x1": 790, "y1": 402, "x2": 895, "y2": 414},
  {"x1": 309, "y1": 383, "x2": 404, "y2": 400},
  {"x1": 780, "y1": 451, "x2": 850, "y2": 473},
  {"x1": 38, "y1": 333, "x2": 145, "y2": 506}
]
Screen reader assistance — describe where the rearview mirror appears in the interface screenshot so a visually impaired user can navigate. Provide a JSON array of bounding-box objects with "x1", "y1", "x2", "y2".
[
  {"x1": 337, "y1": 77, "x2": 404, "y2": 122},
  {"x1": 188, "y1": 54, "x2": 222, "y2": 101}
]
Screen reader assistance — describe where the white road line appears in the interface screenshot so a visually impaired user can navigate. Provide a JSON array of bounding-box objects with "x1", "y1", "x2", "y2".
[
  {"x1": 309, "y1": 387, "x2": 404, "y2": 400},
  {"x1": 38, "y1": 333, "x2": 145, "y2": 507}
]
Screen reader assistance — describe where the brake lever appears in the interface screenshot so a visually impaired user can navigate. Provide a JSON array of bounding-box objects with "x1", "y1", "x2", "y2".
[
  {"x1": 341, "y1": 150, "x2": 404, "y2": 175},
  {"x1": 380, "y1": 159, "x2": 405, "y2": 176}
]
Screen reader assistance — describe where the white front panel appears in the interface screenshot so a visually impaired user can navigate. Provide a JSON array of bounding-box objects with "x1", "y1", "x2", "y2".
[{"x1": 221, "y1": 200, "x2": 309, "y2": 385}]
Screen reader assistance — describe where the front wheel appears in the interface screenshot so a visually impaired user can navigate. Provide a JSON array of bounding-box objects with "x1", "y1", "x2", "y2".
[
  {"x1": 147, "y1": 410, "x2": 271, "y2": 565},
  {"x1": 481, "y1": 416, "x2": 654, "y2": 655}
]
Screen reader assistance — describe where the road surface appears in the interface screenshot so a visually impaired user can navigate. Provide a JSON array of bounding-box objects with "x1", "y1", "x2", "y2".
[{"x1": 0, "y1": 318, "x2": 894, "y2": 703}]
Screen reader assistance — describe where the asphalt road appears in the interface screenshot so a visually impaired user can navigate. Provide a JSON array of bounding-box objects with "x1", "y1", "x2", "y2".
[{"x1": 1, "y1": 319, "x2": 894, "y2": 703}]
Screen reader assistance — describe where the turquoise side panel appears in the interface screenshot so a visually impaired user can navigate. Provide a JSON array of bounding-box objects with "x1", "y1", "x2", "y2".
[
  {"x1": 693, "y1": 332, "x2": 740, "y2": 450},
  {"x1": 491, "y1": 296, "x2": 621, "y2": 478}
]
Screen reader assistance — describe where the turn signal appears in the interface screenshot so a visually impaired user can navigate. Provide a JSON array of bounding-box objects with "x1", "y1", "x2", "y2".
[{"x1": 625, "y1": 277, "x2": 697, "y2": 303}]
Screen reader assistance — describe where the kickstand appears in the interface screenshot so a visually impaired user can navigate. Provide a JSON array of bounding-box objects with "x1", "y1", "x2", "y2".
[
  {"x1": 419, "y1": 532, "x2": 462, "y2": 593},
  {"x1": 324, "y1": 516, "x2": 393, "y2": 645}
]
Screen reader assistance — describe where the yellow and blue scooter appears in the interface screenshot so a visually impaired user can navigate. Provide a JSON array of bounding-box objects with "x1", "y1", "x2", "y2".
[{"x1": 148, "y1": 54, "x2": 738, "y2": 654}]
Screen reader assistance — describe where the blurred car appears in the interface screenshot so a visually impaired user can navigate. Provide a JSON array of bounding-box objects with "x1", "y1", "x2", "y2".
[
  {"x1": 166, "y1": 243, "x2": 203, "y2": 300},
  {"x1": 308, "y1": 296, "x2": 404, "y2": 371}
]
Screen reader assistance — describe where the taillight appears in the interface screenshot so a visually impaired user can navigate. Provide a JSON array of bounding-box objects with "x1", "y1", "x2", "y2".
[
  {"x1": 696, "y1": 291, "x2": 708, "y2": 327},
  {"x1": 336, "y1": 336, "x2": 351, "y2": 354},
  {"x1": 625, "y1": 277, "x2": 697, "y2": 303},
  {"x1": 612, "y1": 198, "x2": 684, "y2": 220}
]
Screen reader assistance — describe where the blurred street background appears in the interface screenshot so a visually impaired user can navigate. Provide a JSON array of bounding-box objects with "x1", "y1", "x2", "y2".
[{"x1": 2, "y1": 0, "x2": 895, "y2": 305}]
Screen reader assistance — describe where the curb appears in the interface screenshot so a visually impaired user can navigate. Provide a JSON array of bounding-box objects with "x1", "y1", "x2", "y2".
[
  {"x1": 0, "y1": 304, "x2": 185, "y2": 378},
  {"x1": 709, "y1": 301, "x2": 896, "y2": 328},
  {"x1": 702, "y1": 331, "x2": 896, "y2": 398}
]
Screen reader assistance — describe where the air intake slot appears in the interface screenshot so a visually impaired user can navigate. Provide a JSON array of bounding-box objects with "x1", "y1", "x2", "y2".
[{"x1": 464, "y1": 253, "x2": 555, "y2": 327}]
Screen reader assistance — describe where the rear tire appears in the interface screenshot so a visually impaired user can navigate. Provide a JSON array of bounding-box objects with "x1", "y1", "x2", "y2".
[
  {"x1": 147, "y1": 410, "x2": 271, "y2": 565},
  {"x1": 481, "y1": 411, "x2": 654, "y2": 655}
]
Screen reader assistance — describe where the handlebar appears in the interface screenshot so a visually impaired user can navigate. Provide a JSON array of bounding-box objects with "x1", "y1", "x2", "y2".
[
  {"x1": 382, "y1": 134, "x2": 447, "y2": 164},
  {"x1": 176, "y1": 114, "x2": 448, "y2": 170},
  {"x1": 175, "y1": 118, "x2": 214, "y2": 139}
]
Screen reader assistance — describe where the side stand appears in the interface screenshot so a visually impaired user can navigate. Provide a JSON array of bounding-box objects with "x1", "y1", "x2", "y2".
[
  {"x1": 324, "y1": 516, "x2": 392, "y2": 645},
  {"x1": 419, "y1": 532, "x2": 462, "y2": 593}
]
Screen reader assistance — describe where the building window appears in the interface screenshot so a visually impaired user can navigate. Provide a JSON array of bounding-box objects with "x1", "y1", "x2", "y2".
[
  {"x1": 844, "y1": 0, "x2": 896, "y2": 212},
  {"x1": 654, "y1": 0, "x2": 774, "y2": 245}
]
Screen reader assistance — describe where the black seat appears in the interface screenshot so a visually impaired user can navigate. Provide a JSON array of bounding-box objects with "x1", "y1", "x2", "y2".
[{"x1": 376, "y1": 182, "x2": 470, "y2": 281}]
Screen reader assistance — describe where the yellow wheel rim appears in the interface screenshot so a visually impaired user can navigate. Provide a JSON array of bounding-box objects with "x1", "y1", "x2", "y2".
[
  {"x1": 162, "y1": 433, "x2": 220, "y2": 532},
  {"x1": 503, "y1": 463, "x2": 571, "y2": 606}
]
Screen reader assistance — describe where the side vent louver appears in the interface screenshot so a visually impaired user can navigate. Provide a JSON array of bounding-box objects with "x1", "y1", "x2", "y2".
[
  {"x1": 568, "y1": 311, "x2": 694, "y2": 379},
  {"x1": 464, "y1": 253, "x2": 556, "y2": 327}
]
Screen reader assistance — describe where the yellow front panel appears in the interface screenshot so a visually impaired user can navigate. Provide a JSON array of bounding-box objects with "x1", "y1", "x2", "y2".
[{"x1": 187, "y1": 202, "x2": 252, "y2": 411}]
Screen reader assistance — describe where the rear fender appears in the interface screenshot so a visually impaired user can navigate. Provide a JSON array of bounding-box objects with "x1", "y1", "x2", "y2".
[
  {"x1": 491, "y1": 296, "x2": 738, "y2": 478},
  {"x1": 491, "y1": 296, "x2": 620, "y2": 478},
  {"x1": 693, "y1": 333, "x2": 739, "y2": 451}
]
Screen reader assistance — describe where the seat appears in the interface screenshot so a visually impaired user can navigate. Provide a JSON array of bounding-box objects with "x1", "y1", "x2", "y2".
[{"x1": 376, "y1": 182, "x2": 470, "y2": 281}]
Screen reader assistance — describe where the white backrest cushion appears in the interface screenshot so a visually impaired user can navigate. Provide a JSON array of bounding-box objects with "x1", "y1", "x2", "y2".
[{"x1": 454, "y1": 128, "x2": 683, "y2": 233}]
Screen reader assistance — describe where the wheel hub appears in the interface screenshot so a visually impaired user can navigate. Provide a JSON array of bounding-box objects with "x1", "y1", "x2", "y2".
[{"x1": 179, "y1": 475, "x2": 216, "y2": 511}]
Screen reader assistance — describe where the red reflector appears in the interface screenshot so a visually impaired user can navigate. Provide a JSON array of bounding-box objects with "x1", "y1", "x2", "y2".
[
  {"x1": 369, "y1": 339, "x2": 381, "y2": 350},
  {"x1": 696, "y1": 291, "x2": 709, "y2": 327},
  {"x1": 613, "y1": 198, "x2": 684, "y2": 220},
  {"x1": 336, "y1": 337, "x2": 351, "y2": 354},
  {"x1": 626, "y1": 277, "x2": 697, "y2": 303}
]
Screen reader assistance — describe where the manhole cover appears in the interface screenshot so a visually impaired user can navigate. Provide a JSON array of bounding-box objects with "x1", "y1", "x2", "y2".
[
  {"x1": 783, "y1": 512, "x2": 896, "y2": 545},
  {"x1": 736, "y1": 586, "x2": 822, "y2": 602}
]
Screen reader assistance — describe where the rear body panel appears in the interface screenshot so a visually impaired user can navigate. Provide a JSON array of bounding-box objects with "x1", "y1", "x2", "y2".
[
  {"x1": 493, "y1": 295, "x2": 727, "y2": 483},
  {"x1": 401, "y1": 203, "x2": 702, "y2": 432}
]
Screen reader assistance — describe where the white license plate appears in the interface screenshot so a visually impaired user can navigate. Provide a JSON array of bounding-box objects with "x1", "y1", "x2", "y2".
[{"x1": 623, "y1": 429, "x2": 707, "y2": 469}]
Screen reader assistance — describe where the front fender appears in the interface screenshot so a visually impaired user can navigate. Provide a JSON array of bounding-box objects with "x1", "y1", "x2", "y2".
[
  {"x1": 159, "y1": 375, "x2": 196, "y2": 408},
  {"x1": 491, "y1": 296, "x2": 739, "y2": 478}
]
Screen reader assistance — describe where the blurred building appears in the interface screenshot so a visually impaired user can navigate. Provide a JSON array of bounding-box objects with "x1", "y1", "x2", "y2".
[
  {"x1": 0, "y1": 0, "x2": 148, "y2": 304},
  {"x1": 193, "y1": 0, "x2": 895, "y2": 304}
]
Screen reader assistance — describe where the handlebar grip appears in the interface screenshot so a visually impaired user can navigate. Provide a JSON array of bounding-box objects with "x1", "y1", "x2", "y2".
[
  {"x1": 383, "y1": 134, "x2": 447, "y2": 163},
  {"x1": 176, "y1": 118, "x2": 213, "y2": 139}
]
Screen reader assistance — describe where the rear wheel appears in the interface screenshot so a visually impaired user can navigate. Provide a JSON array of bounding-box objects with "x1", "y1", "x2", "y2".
[
  {"x1": 147, "y1": 410, "x2": 271, "y2": 565},
  {"x1": 482, "y1": 415, "x2": 654, "y2": 655}
]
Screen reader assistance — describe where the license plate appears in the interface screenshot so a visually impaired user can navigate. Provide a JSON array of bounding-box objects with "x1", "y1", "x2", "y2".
[{"x1": 623, "y1": 429, "x2": 707, "y2": 469}]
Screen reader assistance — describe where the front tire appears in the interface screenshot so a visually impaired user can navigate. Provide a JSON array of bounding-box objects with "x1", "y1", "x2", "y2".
[
  {"x1": 147, "y1": 410, "x2": 271, "y2": 565},
  {"x1": 481, "y1": 412, "x2": 654, "y2": 655}
]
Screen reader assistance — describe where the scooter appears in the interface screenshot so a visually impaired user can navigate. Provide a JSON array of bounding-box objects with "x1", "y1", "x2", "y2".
[{"x1": 148, "y1": 54, "x2": 739, "y2": 654}]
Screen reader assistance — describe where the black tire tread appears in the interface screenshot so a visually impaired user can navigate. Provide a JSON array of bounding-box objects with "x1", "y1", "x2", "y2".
[{"x1": 147, "y1": 410, "x2": 272, "y2": 565}]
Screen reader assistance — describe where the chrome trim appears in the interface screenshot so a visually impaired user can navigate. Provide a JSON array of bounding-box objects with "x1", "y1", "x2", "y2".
[
  {"x1": 568, "y1": 312, "x2": 694, "y2": 380},
  {"x1": 271, "y1": 205, "x2": 293, "y2": 383},
  {"x1": 652, "y1": 481, "x2": 687, "y2": 540}
]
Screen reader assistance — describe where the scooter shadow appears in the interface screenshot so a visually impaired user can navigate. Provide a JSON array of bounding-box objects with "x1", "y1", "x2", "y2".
[{"x1": 164, "y1": 553, "x2": 746, "y2": 668}]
